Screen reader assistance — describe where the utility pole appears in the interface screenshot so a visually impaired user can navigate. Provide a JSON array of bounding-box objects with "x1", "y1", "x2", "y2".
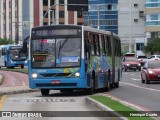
[
  {"x1": 43, "y1": 2, "x2": 88, "y2": 25},
  {"x1": 97, "y1": 5, "x2": 100, "y2": 30},
  {"x1": 129, "y1": 0, "x2": 132, "y2": 53}
]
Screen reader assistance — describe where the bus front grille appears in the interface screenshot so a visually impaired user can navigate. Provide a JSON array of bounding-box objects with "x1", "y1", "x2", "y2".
[
  {"x1": 36, "y1": 83, "x2": 77, "y2": 87},
  {"x1": 40, "y1": 73, "x2": 72, "y2": 77}
]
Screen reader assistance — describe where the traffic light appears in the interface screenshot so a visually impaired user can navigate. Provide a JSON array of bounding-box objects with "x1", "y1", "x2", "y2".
[{"x1": 67, "y1": 0, "x2": 88, "y2": 11}]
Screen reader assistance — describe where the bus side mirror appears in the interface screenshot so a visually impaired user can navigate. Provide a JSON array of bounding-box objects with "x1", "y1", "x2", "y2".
[
  {"x1": 2, "y1": 48, "x2": 7, "y2": 55},
  {"x1": 22, "y1": 42, "x2": 27, "y2": 54}
]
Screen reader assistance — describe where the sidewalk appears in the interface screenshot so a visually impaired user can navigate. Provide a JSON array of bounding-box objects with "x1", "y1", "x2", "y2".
[{"x1": 0, "y1": 73, "x2": 38, "y2": 95}]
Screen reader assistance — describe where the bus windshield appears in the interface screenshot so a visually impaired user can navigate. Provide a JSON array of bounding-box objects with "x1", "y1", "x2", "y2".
[
  {"x1": 31, "y1": 37, "x2": 81, "y2": 68},
  {"x1": 9, "y1": 46, "x2": 27, "y2": 61}
]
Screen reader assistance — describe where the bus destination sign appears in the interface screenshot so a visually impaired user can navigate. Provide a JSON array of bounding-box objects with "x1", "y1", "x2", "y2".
[{"x1": 32, "y1": 29, "x2": 80, "y2": 37}]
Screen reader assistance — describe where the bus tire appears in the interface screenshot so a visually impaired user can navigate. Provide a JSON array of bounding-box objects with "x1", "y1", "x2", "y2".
[
  {"x1": 5, "y1": 61, "x2": 7, "y2": 67},
  {"x1": 66, "y1": 89, "x2": 73, "y2": 93},
  {"x1": 114, "y1": 70, "x2": 120, "y2": 88},
  {"x1": 60, "y1": 89, "x2": 66, "y2": 93},
  {"x1": 21, "y1": 65, "x2": 24, "y2": 69},
  {"x1": 106, "y1": 79, "x2": 110, "y2": 92},
  {"x1": 106, "y1": 70, "x2": 111, "y2": 91},
  {"x1": 114, "y1": 82, "x2": 119, "y2": 88},
  {"x1": 86, "y1": 78, "x2": 94, "y2": 95},
  {"x1": 41, "y1": 89, "x2": 50, "y2": 96}
]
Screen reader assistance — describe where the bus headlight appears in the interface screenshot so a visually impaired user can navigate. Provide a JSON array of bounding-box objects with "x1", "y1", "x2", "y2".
[
  {"x1": 32, "y1": 73, "x2": 38, "y2": 78},
  {"x1": 25, "y1": 61, "x2": 28, "y2": 63},
  {"x1": 75, "y1": 72, "x2": 80, "y2": 77}
]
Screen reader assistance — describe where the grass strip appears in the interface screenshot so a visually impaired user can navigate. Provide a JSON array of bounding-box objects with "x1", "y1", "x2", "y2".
[{"x1": 90, "y1": 95, "x2": 155, "y2": 120}]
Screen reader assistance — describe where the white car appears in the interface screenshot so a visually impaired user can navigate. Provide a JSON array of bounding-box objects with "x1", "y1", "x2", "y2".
[{"x1": 148, "y1": 55, "x2": 160, "y2": 60}]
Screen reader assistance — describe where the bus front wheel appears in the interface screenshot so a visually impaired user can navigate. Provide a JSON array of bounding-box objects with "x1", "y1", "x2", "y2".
[
  {"x1": 106, "y1": 80, "x2": 110, "y2": 92},
  {"x1": 21, "y1": 65, "x2": 24, "y2": 69},
  {"x1": 86, "y1": 79, "x2": 95, "y2": 95},
  {"x1": 114, "y1": 82, "x2": 119, "y2": 88},
  {"x1": 41, "y1": 89, "x2": 50, "y2": 96}
]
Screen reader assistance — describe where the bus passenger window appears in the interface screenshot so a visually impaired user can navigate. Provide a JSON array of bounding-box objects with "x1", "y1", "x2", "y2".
[
  {"x1": 2, "y1": 48, "x2": 6, "y2": 55},
  {"x1": 105, "y1": 36, "x2": 111, "y2": 56},
  {"x1": 85, "y1": 39, "x2": 90, "y2": 60},
  {"x1": 89, "y1": 33, "x2": 95, "y2": 55},
  {"x1": 101, "y1": 35, "x2": 106, "y2": 55},
  {"x1": 95, "y1": 35, "x2": 100, "y2": 56},
  {"x1": 84, "y1": 32, "x2": 90, "y2": 60}
]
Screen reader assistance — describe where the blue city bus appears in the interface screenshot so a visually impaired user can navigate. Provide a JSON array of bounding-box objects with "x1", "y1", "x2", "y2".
[
  {"x1": 25, "y1": 25, "x2": 121, "y2": 96},
  {"x1": 0, "y1": 44, "x2": 28, "y2": 69}
]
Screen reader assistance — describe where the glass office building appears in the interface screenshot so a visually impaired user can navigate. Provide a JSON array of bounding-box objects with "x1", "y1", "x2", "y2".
[
  {"x1": 145, "y1": 0, "x2": 160, "y2": 26},
  {"x1": 84, "y1": 0, "x2": 118, "y2": 34},
  {"x1": 145, "y1": 0, "x2": 160, "y2": 38}
]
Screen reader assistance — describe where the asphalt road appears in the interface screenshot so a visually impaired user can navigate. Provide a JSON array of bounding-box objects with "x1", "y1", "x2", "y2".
[
  {"x1": 1, "y1": 69, "x2": 160, "y2": 119},
  {"x1": 0, "y1": 92, "x2": 122, "y2": 120},
  {"x1": 104, "y1": 70, "x2": 160, "y2": 112}
]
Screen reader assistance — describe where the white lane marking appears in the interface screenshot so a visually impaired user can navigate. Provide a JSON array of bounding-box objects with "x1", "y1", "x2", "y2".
[
  {"x1": 131, "y1": 78, "x2": 141, "y2": 81},
  {"x1": 131, "y1": 74, "x2": 134, "y2": 75},
  {"x1": 120, "y1": 82, "x2": 160, "y2": 92}
]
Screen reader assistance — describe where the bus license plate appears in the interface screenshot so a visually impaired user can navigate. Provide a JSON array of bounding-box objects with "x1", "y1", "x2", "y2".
[{"x1": 51, "y1": 80, "x2": 60, "y2": 84}]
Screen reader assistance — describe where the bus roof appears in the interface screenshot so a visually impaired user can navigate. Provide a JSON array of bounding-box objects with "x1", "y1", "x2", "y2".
[{"x1": 32, "y1": 25, "x2": 120, "y2": 39}]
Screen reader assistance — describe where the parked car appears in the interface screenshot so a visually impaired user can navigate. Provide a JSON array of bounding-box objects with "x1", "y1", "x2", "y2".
[
  {"x1": 148, "y1": 55, "x2": 160, "y2": 60},
  {"x1": 137, "y1": 55, "x2": 147, "y2": 66},
  {"x1": 121, "y1": 56, "x2": 141, "y2": 72},
  {"x1": 141, "y1": 59, "x2": 160, "y2": 84}
]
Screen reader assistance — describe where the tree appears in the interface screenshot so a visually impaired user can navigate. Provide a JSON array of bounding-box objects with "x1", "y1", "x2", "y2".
[
  {"x1": 143, "y1": 37, "x2": 160, "y2": 54},
  {"x1": 0, "y1": 38, "x2": 14, "y2": 45}
]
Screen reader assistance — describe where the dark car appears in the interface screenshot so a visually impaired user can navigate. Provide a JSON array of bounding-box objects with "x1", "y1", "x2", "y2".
[
  {"x1": 121, "y1": 57, "x2": 141, "y2": 72},
  {"x1": 141, "y1": 59, "x2": 160, "y2": 84}
]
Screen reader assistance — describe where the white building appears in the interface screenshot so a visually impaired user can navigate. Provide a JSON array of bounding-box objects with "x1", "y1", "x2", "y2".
[
  {"x1": 0, "y1": 0, "x2": 42, "y2": 44},
  {"x1": 118, "y1": 0, "x2": 146, "y2": 55}
]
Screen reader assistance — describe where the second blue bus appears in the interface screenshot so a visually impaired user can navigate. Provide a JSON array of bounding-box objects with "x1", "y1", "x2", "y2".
[{"x1": 0, "y1": 44, "x2": 28, "y2": 69}]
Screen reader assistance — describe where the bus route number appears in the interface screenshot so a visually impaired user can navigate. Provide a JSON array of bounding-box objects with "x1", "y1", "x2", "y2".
[{"x1": 34, "y1": 55, "x2": 46, "y2": 61}]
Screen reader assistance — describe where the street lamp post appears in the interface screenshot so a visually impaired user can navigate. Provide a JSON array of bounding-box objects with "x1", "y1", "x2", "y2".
[
  {"x1": 43, "y1": 4, "x2": 61, "y2": 25},
  {"x1": 129, "y1": 0, "x2": 132, "y2": 53},
  {"x1": 97, "y1": 5, "x2": 100, "y2": 30}
]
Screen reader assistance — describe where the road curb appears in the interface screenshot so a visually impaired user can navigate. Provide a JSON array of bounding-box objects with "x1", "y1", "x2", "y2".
[{"x1": 85, "y1": 96, "x2": 127, "y2": 120}]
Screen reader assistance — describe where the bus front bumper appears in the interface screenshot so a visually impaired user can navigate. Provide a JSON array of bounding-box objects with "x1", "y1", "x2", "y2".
[{"x1": 29, "y1": 78, "x2": 86, "y2": 90}]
